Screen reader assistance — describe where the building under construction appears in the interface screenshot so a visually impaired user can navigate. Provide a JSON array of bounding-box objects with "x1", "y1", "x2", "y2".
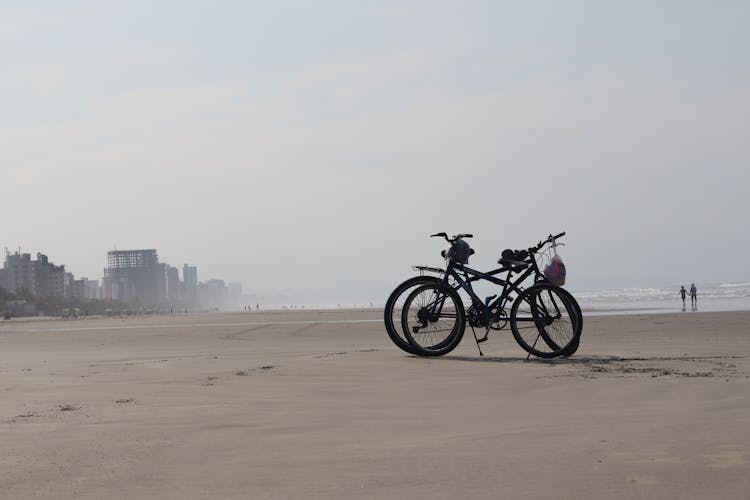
[{"x1": 103, "y1": 249, "x2": 166, "y2": 305}]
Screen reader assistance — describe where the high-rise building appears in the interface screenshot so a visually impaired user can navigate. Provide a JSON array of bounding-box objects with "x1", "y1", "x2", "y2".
[
  {"x1": 183, "y1": 264, "x2": 198, "y2": 303},
  {"x1": 1, "y1": 252, "x2": 34, "y2": 294},
  {"x1": 63, "y1": 272, "x2": 75, "y2": 301},
  {"x1": 81, "y1": 278, "x2": 101, "y2": 300},
  {"x1": 228, "y1": 282, "x2": 243, "y2": 303},
  {"x1": 69, "y1": 276, "x2": 86, "y2": 302},
  {"x1": 0, "y1": 252, "x2": 65, "y2": 299},
  {"x1": 104, "y1": 249, "x2": 166, "y2": 305},
  {"x1": 205, "y1": 279, "x2": 227, "y2": 304},
  {"x1": 166, "y1": 265, "x2": 180, "y2": 302}
]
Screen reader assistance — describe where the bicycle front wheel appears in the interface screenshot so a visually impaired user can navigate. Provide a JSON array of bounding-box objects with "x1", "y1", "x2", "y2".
[
  {"x1": 552, "y1": 287, "x2": 583, "y2": 357},
  {"x1": 510, "y1": 283, "x2": 580, "y2": 358},
  {"x1": 402, "y1": 283, "x2": 465, "y2": 357}
]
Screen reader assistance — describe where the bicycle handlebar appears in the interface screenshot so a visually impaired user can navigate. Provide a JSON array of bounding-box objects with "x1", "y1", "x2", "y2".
[
  {"x1": 530, "y1": 231, "x2": 566, "y2": 252},
  {"x1": 430, "y1": 231, "x2": 562, "y2": 253},
  {"x1": 430, "y1": 232, "x2": 473, "y2": 243}
]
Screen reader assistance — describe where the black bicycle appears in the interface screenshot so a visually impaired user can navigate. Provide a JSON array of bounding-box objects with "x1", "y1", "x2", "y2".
[{"x1": 383, "y1": 232, "x2": 582, "y2": 358}]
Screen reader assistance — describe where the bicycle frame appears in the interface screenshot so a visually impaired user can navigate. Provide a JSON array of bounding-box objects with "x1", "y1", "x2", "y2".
[{"x1": 440, "y1": 258, "x2": 542, "y2": 323}]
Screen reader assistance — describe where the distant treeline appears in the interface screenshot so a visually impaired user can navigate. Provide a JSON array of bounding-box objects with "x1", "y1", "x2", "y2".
[{"x1": 0, "y1": 287, "x2": 128, "y2": 318}]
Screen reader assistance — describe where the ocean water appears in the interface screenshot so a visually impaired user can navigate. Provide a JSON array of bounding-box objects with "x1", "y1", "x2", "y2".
[
  {"x1": 258, "y1": 282, "x2": 750, "y2": 316},
  {"x1": 571, "y1": 281, "x2": 750, "y2": 315}
]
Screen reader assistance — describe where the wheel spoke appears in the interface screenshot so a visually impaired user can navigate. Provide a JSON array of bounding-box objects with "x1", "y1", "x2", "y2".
[
  {"x1": 510, "y1": 284, "x2": 580, "y2": 358},
  {"x1": 402, "y1": 283, "x2": 465, "y2": 356}
]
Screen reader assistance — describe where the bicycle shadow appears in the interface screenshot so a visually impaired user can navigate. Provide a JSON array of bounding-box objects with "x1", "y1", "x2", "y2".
[{"x1": 430, "y1": 354, "x2": 630, "y2": 365}]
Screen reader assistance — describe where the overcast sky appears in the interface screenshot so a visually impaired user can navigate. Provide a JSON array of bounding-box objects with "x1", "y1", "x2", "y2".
[{"x1": 2, "y1": 1, "x2": 749, "y2": 303}]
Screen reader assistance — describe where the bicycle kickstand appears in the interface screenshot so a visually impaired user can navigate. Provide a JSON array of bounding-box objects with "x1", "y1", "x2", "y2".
[
  {"x1": 469, "y1": 324, "x2": 485, "y2": 356},
  {"x1": 525, "y1": 333, "x2": 542, "y2": 362}
]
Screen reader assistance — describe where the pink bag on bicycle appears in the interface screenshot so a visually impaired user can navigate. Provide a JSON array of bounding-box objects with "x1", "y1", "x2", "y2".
[{"x1": 544, "y1": 255, "x2": 566, "y2": 286}]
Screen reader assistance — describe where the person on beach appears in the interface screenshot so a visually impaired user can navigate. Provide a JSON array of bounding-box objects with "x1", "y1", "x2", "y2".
[
  {"x1": 679, "y1": 286, "x2": 687, "y2": 308},
  {"x1": 690, "y1": 284, "x2": 698, "y2": 307}
]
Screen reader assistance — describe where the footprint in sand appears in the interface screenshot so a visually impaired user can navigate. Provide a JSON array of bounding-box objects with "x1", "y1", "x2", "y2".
[
  {"x1": 314, "y1": 349, "x2": 382, "y2": 359},
  {"x1": 235, "y1": 365, "x2": 275, "y2": 376},
  {"x1": 9, "y1": 412, "x2": 40, "y2": 423}
]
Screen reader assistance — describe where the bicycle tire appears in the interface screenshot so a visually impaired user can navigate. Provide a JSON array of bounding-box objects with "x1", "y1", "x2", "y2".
[
  {"x1": 383, "y1": 276, "x2": 443, "y2": 354},
  {"x1": 522, "y1": 282, "x2": 581, "y2": 356},
  {"x1": 510, "y1": 283, "x2": 580, "y2": 358},
  {"x1": 533, "y1": 277, "x2": 583, "y2": 356},
  {"x1": 402, "y1": 282, "x2": 465, "y2": 357},
  {"x1": 547, "y1": 286, "x2": 583, "y2": 357}
]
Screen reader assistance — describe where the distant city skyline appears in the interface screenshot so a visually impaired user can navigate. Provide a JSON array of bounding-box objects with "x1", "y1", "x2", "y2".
[{"x1": 1, "y1": 246, "x2": 243, "y2": 310}]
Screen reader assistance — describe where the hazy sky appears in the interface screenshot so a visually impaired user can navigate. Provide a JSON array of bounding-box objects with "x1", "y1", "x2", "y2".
[{"x1": 2, "y1": 1, "x2": 749, "y2": 302}]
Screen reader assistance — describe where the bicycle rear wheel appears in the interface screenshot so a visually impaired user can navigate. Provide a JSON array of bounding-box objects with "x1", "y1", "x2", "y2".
[
  {"x1": 383, "y1": 276, "x2": 442, "y2": 354},
  {"x1": 402, "y1": 282, "x2": 465, "y2": 357},
  {"x1": 510, "y1": 283, "x2": 580, "y2": 358}
]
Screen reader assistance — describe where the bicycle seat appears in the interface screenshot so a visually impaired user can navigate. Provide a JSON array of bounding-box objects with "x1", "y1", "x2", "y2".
[
  {"x1": 498, "y1": 258, "x2": 528, "y2": 271},
  {"x1": 501, "y1": 249, "x2": 529, "y2": 261}
]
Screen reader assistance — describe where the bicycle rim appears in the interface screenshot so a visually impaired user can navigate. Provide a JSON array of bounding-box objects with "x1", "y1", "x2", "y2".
[
  {"x1": 402, "y1": 283, "x2": 464, "y2": 356},
  {"x1": 511, "y1": 285, "x2": 578, "y2": 358}
]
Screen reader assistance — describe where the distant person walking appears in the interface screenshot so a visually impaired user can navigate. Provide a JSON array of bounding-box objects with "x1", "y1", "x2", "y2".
[
  {"x1": 679, "y1": 285, "x2": 687, "y2": 308},
  {"x1": 690, "y1": 283, "x2": 698, "y2": 307}
]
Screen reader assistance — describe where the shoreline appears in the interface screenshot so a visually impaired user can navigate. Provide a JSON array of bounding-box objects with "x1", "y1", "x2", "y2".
[{"x1": 3, "y1": 302, "x2": 749, "y2": 329}]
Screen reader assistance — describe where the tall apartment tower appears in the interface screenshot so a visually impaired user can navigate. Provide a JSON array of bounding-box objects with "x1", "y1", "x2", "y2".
[
  {"x1": 182, "y1": 264, "x2": 198, "y2": 303},
  {"x1": 0, "y1": 252, "x2": 65, "y2": 299},
  {"x1": 104, "y1": 249, "x2": 166, "y2": 305},
  {"x1": 228, "y1": 282, "x2": 243, "y2": 304},
  {"x1": 166, "y1": 265, "x2": 180, "y2": 302}
]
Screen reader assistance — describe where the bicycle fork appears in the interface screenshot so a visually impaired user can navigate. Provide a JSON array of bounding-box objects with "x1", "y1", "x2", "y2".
[{"x1": 523, "y1": 292, "x2": 561, "y2": 361}]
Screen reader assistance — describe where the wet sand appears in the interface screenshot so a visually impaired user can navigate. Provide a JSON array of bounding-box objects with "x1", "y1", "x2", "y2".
[{"x1": 1, "y1": 309, "x2": 749, "y2": 499}]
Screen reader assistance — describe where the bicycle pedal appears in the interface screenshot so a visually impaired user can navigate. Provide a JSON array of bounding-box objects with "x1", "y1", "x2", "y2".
[{"x1": 476, "y1": 337, "x2": 488, "y2": 344}]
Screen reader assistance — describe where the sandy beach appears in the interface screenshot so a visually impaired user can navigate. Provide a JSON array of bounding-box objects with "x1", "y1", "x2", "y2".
[{"x1": 1, "y1": 309, "x2": 749, "y2": 499}]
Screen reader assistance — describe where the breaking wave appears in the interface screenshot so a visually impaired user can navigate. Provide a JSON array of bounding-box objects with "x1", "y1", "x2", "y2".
[{"x1": 573, "y1": 282, "x2": 750, "y2": 313}]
